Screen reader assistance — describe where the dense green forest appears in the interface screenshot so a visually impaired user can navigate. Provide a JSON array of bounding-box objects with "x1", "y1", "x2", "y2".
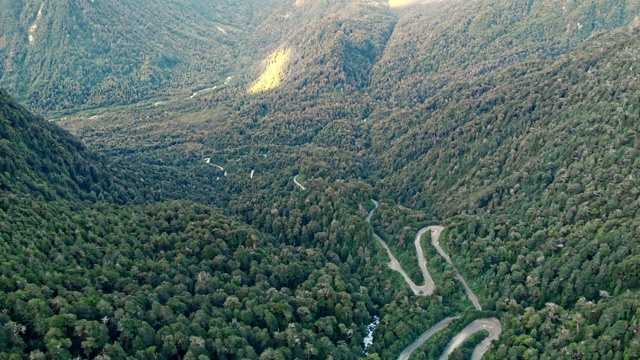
[
  {"x1": 1, "y1": 0, "x2": 640, "y2": 358},
  {"x1": 0, "y1": 91, "x2": 471, "y2": 359},
  {"x1": 0, "y1": 197, "x2": 380, "y2": 359},
  {"x1": 0, "y1": 0, "x2": 294, "y2": 112}
]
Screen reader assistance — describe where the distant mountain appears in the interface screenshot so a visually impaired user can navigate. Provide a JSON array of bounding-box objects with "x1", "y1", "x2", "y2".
[
  {"x1": 199, "y1": 0, "x2": 640, "y2": 152},
  {"x1": 247, "y1": 1, "x2": 396, "y2": 92},
  {"x1": 369, "y1": 0, "x2": 640, "y2": 108},
  {"x1": 3, "y1": 0, "x2": 639, "y2": 114},
  {"x1": 0, "y1": 0, "x2": 288, "y2": 112}
]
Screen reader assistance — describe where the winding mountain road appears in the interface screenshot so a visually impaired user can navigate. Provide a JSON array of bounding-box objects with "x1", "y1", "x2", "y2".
[
  {"x1": 439, "y1": 318, "x2": 502, "y2": 360},
  {"x1": 189, "y1": 86, "x2": 217, "y2": 99},
  {"x1": 365, "y1": 200, "x2": 501, "y2": 359},
  {"x1": 203, "y1": 158, "x2": 224, "y2": 171},
  {"x1": 398, "y1": 317, "x2": 459, "y2": 360},
  {"x1": 429, "y1": 226, "x2": 482, "y2": 311},
  {"x1": 293, "y1": 175, "x2": 306, "y2": 190},
  {"x1": 366, "y1": 200, "x2": 435, "y2": 296}
]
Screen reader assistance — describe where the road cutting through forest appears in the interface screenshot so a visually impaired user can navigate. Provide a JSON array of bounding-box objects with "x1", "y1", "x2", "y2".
[
  {"x1": 293, "y1": 175, "x2": 306, "y2": 190},
  {"x1": 429, "y1": 226, "x2": 482, "y2": 311},
  {"x1": 397, "y1": 317, "x2": 458, "y2": 360},
  {"x1": 439, "y1": 318, "x2": 502, "y2": 360},
  {"x1": 366, "y1": 200, "x2": 436, "y2": 296},
  {"x1": 189, "y1": 86, "x2": 217, "y2": 99},
  {"x1": 366, "y1": 200, "x2": 501, "y2": 359},
  {"x1": 203, "y1": 158, "x2": 224, "y2": 171}
]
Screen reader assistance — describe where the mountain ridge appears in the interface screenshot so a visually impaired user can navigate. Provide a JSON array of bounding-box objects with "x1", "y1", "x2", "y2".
[{"x1": 0, "y1": 87, "x2": 133, "y2": 202}]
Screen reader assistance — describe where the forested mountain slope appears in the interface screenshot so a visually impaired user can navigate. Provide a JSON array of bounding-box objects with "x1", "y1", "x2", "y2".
[
  {"x1": 0, "y1": 0, "x2": 288, "y2": 112},
  {"x1": 4, "y1": 0, "x2": 640, "y2": 359},
  {"x1": 65, "y1": 0, "x2": 640, "y2": 157},
  {"x1": 0, "y1": 196, "x2": 391, "y2": 359},
  {"x1": 1, "y1": 89, "x2": 474, "y2": 360},
  {"x1": 369, "y1": 0, "x2": 640, "y2": 108},
  {"x1": 0, "y1": 88, "x2": 135, "y2": 202},
  {"x1": 374, "y1": 25, "x2": 640, "y2": 217},
  {"x1": 10, "y1": 0, "x2": 638, "y2": 115},
  {"x1": 0, "y1": 90, "x2": 418, "y2": 359},
  {"x1": 372, "y1": 23, "x2": 640, "y2": 359}
]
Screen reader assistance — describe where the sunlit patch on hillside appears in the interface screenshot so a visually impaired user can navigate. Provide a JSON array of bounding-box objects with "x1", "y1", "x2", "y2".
[
  {"x1": 248, "y1": 49, "x2": 291, "y2": 94},
  {"x1": 389, "y1": 0, "x2": 415, "y2": 8},
  {"x1": 294, "y1": 0, "x2": 305, "y2": 7},
  {"x1": 389, "y1": 0, "x2": 438, "y2": 8}
]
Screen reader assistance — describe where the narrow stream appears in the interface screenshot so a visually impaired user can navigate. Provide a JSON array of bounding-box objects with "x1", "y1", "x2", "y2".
[{"x1": 363, "y1": 315, "x2": 380, "y2": 354}]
